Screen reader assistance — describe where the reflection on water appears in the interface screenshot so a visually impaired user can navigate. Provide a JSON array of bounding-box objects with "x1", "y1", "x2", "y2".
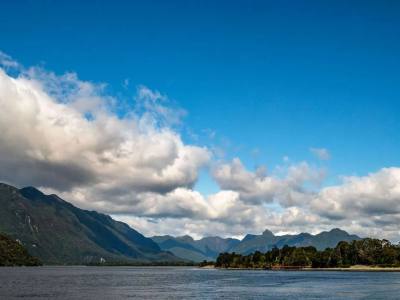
[{"x1": 0, "y1": 266, "x2": 400, "y2": 299}]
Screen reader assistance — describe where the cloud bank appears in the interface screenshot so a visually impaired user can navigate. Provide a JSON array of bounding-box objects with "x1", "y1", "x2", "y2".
[{"x1": 0, "y1": 53, "x2": 399, "y2": 241}]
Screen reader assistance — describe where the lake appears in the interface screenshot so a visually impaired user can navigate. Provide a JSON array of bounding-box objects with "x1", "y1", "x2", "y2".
[{"x1": 0, "y1": 266, "x2": 399, "y2": 299}]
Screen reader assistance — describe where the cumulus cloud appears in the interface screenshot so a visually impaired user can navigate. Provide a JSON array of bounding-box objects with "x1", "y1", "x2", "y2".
[
  {"x1": 114, "y1": 205, "x2": 329, "y2": 239},
  {"x1": 212, "y1": 158, "x2": 324, "y2": 207},
  {"x1": 0, "y1": 63, "x2": 209, "y2": 198},
  {"x1": 1, "y1": 53, "x2": 400, "y2": 241},
  {"x1": 312, "y1": 168, "x2": 400, "y2": 219},
  {"x1": 208, "y1": 158, "x2": 400, "y2": 240},
  {"x1": 310, "y1": 147, "x2": 331, "y2": 160},
  {"x1": 55, "y1": 186, "x2": 262, "y2": 228}
]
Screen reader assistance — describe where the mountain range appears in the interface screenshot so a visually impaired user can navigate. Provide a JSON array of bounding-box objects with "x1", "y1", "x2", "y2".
[
  {"x1": 151, "y1": 228, "x2": 361, "y2": 262},
  {"x1": 0, "y1": 183, "x2": 178, "y2": 264},
  {"x1": 0, "y1": 182, "x2": 361, "y2": 264},
  {"x1": 151, "y1": 235, "x2": 241, "y2": 262}
]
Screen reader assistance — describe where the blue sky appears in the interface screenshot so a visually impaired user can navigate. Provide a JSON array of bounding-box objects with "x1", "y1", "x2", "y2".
[
  {"x1": 1, "y1": 1, "x2": 400, "y2": 237},
  {"x1": 2, "y1": 0, "x2": 400, "y2": 191}
]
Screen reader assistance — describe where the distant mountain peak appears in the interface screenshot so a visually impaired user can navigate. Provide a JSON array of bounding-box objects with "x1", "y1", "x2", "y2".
[
  {"x1": 262, "y1": 229, "x2": 275, "y2": 237},
  {"x1": 298, "y1": 232, "x2": 312, "y2": 237},
  {"x1": 19, "y1": 186, "x2": 45, "y2": 199},
  {"x1": 242, "y1": 234, "x2": 257, "y2": 242},
  {"x1": 329, "y1": 228, "x2": 346, "y2": 233},
  {"x1": 178, "y1": 235, "x2": 194, "y2": 243},
  {"x1": 151, "y1": 228, "x2": 360, "y2": 262}
]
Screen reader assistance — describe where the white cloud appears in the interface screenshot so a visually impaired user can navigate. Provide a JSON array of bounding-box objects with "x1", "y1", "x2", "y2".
[
  {"x1": 212, "y1": 158, "x2": 324, "y2": 207},
  {"x1": 208, "y1": 157, "x2": 400, "y2": 240},
  {"x1": 312, "y1": 167, "x2": 400, "y2": 219},
  {"x1": 310, "y1": 147, "x2": 331, "y2": 160},
  {"x1": 135, "y1": 85, "x2": 187, "y2": 127},
  {"x1": 0, "y1": 51, "x2": 20, "y2": 69},
  {"x1": 0, "y1": 65, "x2": 209, "y2": 198},
  {"x1": 1, "y1": 53, "x2": 400, "y2": 241}
]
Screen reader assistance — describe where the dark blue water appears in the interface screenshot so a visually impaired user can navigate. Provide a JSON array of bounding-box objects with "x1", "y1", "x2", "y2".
[{"x1": 0, "y1": 266, "x2": 399, "y2": 299}]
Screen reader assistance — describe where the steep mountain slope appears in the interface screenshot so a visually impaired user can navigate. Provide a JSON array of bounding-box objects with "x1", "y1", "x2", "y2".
[
  {"x1": 152, "y1": 235, "x2": 240, "y2": 262},
  {"x1": 0, "y1": 183, "x2": 178, "y2": 264},
  {"x1": 0, "y1": 233, "x2": 41, "y2": 266}
]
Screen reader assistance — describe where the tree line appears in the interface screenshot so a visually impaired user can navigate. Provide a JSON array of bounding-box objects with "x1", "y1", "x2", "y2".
[
  {"x1": 0, "y1": 233, "x2": 41, "y2": 266},
  {"x1": 215, "y1": 238, "x2": 400, "y2": 269}
]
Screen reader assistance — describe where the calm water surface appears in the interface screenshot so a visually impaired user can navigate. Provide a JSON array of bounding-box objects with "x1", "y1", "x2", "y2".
[{"x1": 0, "y1": 266, "x2": 399, "y2": 299}]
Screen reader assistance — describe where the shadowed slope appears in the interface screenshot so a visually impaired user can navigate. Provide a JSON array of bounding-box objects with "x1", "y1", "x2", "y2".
[{"x1": 0, "y1": 183, "x2": 179, "y2": 264}]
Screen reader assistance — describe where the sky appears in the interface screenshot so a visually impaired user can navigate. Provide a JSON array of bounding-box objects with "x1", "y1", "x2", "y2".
[{"x1": 0, "y1": 0, "x2": 400, "y2": 240}]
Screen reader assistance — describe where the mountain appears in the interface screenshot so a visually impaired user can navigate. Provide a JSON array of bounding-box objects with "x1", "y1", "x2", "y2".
[
  {"x1": 152, "y1": 229, "x2": 360, "y2": 262},
  {"x1": 0, "y1": 182, "x2": 361, "y2": 264},
  {"x1": 0, "y1": 233, "x2": 41, "y2": 266},
  {"x1": 229, "y1": 228, "x2": 361, "y2": 255},
  {"x1": 151, "y1": 235, "x2": 240, "y2": 262},
  {"x1": 0, "y1": 183, "x2": 179, "y2": 265}
]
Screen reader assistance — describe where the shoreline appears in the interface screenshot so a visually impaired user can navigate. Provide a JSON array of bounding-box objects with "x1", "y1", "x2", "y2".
[
  {"x1": 303, "y1": 266, "x2": 400, "y2": 272},
  {"x1": 4, "y1": 264, "x2": 400, "y2": 272},
  {"x1": 212, "y1": 265, "x2": 400, "y2": 272}
]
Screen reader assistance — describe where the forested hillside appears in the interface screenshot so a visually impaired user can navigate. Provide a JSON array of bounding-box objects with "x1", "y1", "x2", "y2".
[
  {"x1": 0, "y1": 233, "x2": 41, "y2": 266},
  {"x1": 216, "y1": 238, "x2": 400, "y2": 269}
]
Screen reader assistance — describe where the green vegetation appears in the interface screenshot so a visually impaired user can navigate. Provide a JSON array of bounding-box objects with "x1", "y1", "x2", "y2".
[
  {"x1": 216, "y1": 238, "x2": 400, "y2": 269},
  {"x1": 0, "y1": 183, "x2": 180, "y2": 265},
  {"x1": 0, "y1": 233, "x2": 41, "y2": 266}
]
